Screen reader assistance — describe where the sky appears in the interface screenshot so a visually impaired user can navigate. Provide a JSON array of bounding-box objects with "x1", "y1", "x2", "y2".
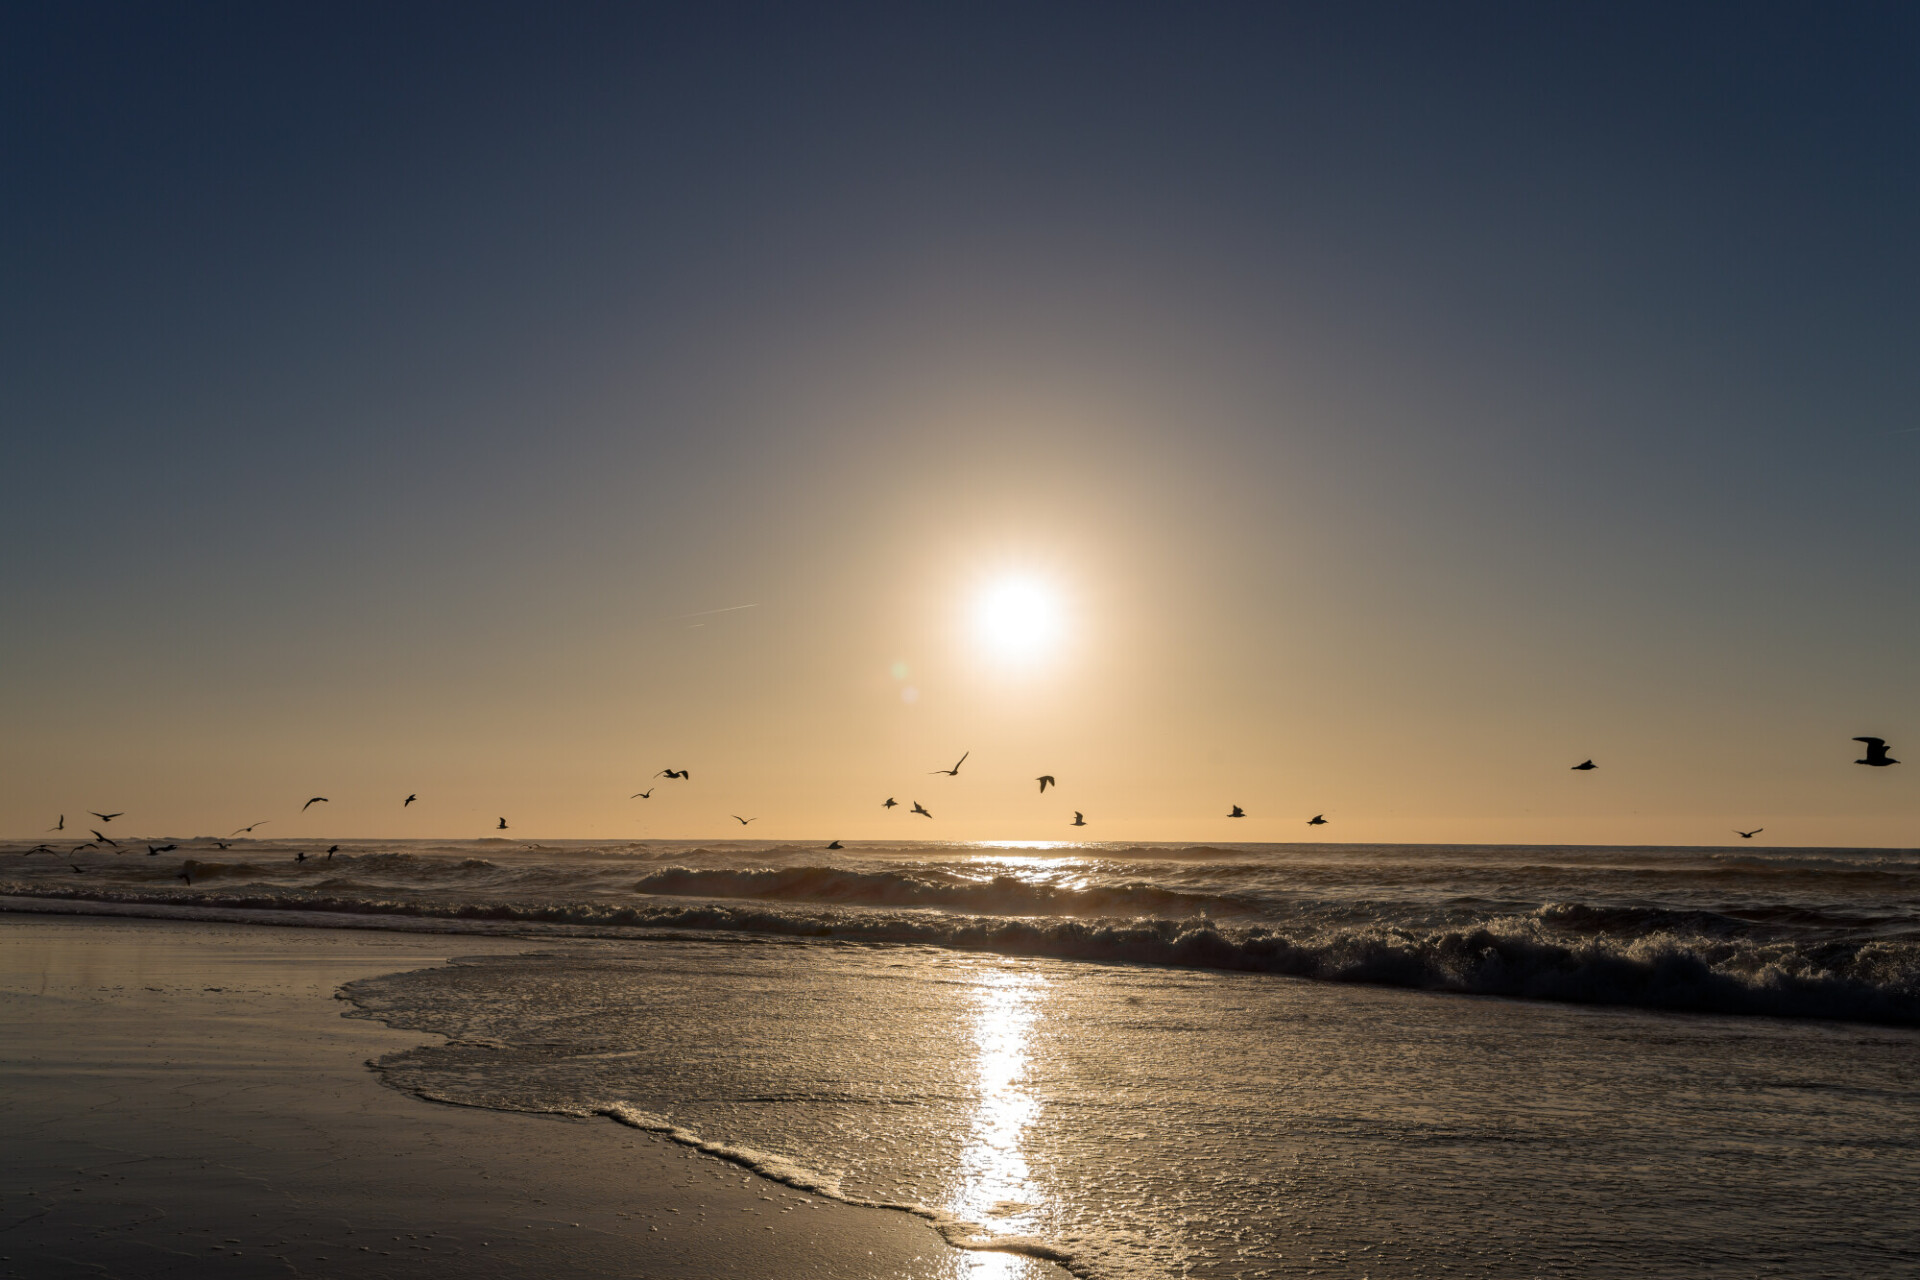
[{"x1": 2, "y1": 2, "x2": 1915, "y2": 845}]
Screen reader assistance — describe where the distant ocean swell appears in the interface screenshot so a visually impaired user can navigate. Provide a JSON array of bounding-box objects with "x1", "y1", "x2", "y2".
[{"x1": 8, "y1": 880, "x2": 1916, "y2": 1026}]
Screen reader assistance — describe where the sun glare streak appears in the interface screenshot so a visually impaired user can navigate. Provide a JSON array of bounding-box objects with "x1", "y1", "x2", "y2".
[{"x1": 953, "y1": 967, "x2": 1048, "y2": 1258}]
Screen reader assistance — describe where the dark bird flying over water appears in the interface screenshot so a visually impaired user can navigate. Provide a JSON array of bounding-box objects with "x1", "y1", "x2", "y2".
[
  {"x1": 655, "y1": 768, "x2": 690, "y2": 779},
  {"x1": 91, "y1": 830, "x2": 117, "y2": 846},
  {"x1": 50, "y1": 815, "x2": 63, "y2": 831},
  {"x1": 326, "y1": 845, "x2": 339, "y2": 859},
  {"x1": 911, "y1": 802, "x2": 932, "y2": 818},
  {"x1": 733, "y1": 815, "x2": 757, "y2": 825},
  {"x1": 931, "y1": 752, "x2": 969, "y2": 776},
  {"x1": 1853, "y1": 737, "x2": 1900, "y2": 767},
  {"x1": 1071, "y1": 811, "x2": 1086, "y2": 827},
  {"x1": 1571, "y1": 760, "x2": 1597, "y2": 771},
  {"x1": 826, "y1": 840, "x2": 843, "y2": 849},
  {"x1": 302, "y1": 797, "x2": 328, "y2": 811},
  {"x1": 631, "y1": 789, "x2": 653, "y2": 799},
  {"x1": 230, "y1": 821, "x2": 268, "y2": 835},
  {"x1": 883, "y1": 797, "x2": 898, "y2": 808},
  {"x1": 295, "y1": 850, "x2": 309, "y2": 862},
  {"x1": 27, "y1": 844, "x2": 53, "y2": 855},
  {"x1": 404, "y1": 794, "x2": 417, "y2": 806},
  {"x1": 1037, "y1": 776, "x2": 1056, "y2": 793},
  {"x1": 146, "y1": 844, "x2": 176, "y2": 856},
  {"x1": 497, "y1": 817, "x2": 508, "y2": 830},
  {"x1": 1734, "y1": 829, "x2": 1763, "y2": 839},
  {"x1": 90, "y1": 811, "x2": 122, "y2": 822},
  {"x1": 1227, "y1": 805, "x2": 1245, "y2": 818},
  {"x1": 1307, "y1": 814, "x2": 1327, "y2": 826}
]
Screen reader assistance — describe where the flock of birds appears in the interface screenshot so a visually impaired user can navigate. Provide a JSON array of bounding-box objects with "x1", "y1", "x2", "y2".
[{"x1": 17, "y1": 736, "x2": 1904, "y2": 871}]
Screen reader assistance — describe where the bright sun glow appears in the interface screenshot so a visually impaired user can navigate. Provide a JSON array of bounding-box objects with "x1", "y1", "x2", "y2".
[{"x1": 972, "y1": 576, "x2": 1065, "y2": 664}]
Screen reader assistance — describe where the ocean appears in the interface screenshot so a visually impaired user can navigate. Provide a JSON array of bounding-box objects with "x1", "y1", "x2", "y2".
[{"x1": 5, "y1": 838, "x2": 1917, "y2": 1277}]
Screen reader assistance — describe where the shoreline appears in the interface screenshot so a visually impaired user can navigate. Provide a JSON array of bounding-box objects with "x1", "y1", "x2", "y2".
[{"x1": 0, "y1": 911, "x2": 1064, "y2": 1279}]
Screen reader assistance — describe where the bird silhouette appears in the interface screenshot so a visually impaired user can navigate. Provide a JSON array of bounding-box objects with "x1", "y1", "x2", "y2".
[
  {"x1": 302, "y1": 797, "x2": 328, "y2": 811},
  {"x1": 911, "y1": 802, "x2": 932, "y2": 818},
  {"x1": 1571, "y1": 760, "x2": 1597, "y2": 771},
  {"x1": 732, "y1": 815, "x2": 757, "y2": 826},
  {"x1": 883, "y1": 797, "x2": 898, "y2": 808},
  {"x1": 49, "y1": 815, "x2": 64, "y2": 831},
  {"x1": 1227, "y1": 805, "x2": 1245, "y2": 818},
  {"x1": 146, "y1": 844, "x2": 176, "y2": 856},
  {"x1": 631, "y1": 789, "x2": 653, "y2": 799},
  {"x1": 71, "y1": 864, "x2": 87, "y2": 874},
  {"x1": 1734, "y1": 829, "x2": 1763, "y2": 839},
  {"x1": 826, "y1": 840, "x2": 844, "y2": 849},
  {"x1": 212, "y1": 840, "x2": 230, "y2": 850},
  {"x1": 1037, "y1": 775, "x2": 1056, "y2": 793},
  {"x1": 230, "y1": 821, "x2": 268, "y2": 836},
  {"x1": 1853, "y1": 737, "x2": 1900, "y2": 767},
  {"x1": 91, "y1": 830, "x2": 117, "y2": 846},
  {"x1": 26, "y1": 844, "x2": 53, "y2": 855},
  {"x1": 931, "y1": 752, "x2": 969, "y2": 776},
  {"x1": 1071, "y1": 811, "x2": 1086, "y2": 827},
  {"x1": 326, "y1": 845, "x2": 339, "y2": 859},
  {"x1": 1307, "y1": 814, "x2": 1327, "y2": 826},
  {"x1": 295, "y1": 850, "x2": 308, "y2": 862},
  {"x1": 178, "y1": 866, "x2": 193, "y2": 885},
  {"x1": 497, "y1": 817, "x2": 508, "y2": 830},
  {"x1": 404, "y1": 794, "x2": 417, "y2": 807},
  {"x1": 655, "y1": 768, "x2": 690, "y2": 780},
  {"x1": 90, "y1": 811, "x2": 122, "y2": 822}
]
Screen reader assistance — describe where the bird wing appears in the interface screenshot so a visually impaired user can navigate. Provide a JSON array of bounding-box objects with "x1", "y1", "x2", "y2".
[
  {"x1": 1854, "y1": 737, "x2": 1886, "y2": 747},
  {"x1": 303, "y1": 797, "x2": 328, "y2": 810}
]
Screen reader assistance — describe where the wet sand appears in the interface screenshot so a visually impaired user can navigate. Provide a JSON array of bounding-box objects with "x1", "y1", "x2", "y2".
[{"x1": 0, "y1": 912, "x2": 1059, "y2": 1280}]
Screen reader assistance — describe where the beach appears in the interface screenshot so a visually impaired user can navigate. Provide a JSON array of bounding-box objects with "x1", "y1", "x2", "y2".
[{"x1": 0, "y1": 912, "x2": 1057, "y2": 1280}]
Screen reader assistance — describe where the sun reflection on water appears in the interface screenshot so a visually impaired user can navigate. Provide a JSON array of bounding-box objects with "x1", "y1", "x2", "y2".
[{"x1": 953, "y1": 965, "x2": 1049, "y2": 1267}]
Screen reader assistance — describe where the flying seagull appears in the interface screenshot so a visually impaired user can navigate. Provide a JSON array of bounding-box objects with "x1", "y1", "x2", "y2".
[
  {"x1": 497, "y1": 817, "x2": 508, "y2": 830},
  {"x1": 146, "y1": 844, "x2": 176, "y2": 856},
  {"x1": 91, "y1": 830, "x2": 118, "y2": 846},
  {"x1": 911, "y1": 802, "x2": 932, "y2": 818},
  {"x1": 732, "y1": 815, "x2": 757, "y2": 826},
  {"x1": 1307, "y1": 814, "x2": 1328, "y2": 826},
  {"x1": 178, "y1": 866, "x2": 193, "y2": 885},
  {"x1": 1071, "y1": 811, "x2": 1086, "y2": 827},
  {"x1": 1036, "y1": 775, "x2": 1056, "y2": 793},
  {"x1": 1853, "y1": 737, "x2": 1900, "y2": 767},
  {"x1": 295, "y1": 850, "x2": 309, "y2": 862},
  {"x1": 1227, "y1": 805, "x2": 1245, "y2": 818},
  {"x1": 931, "y1": 751, "x2": 969, "y2": 776},
  {"x1": 631, "y1": 789, "x2": 653, "y2": 799},
  {"x1": 882, "y1": 797, "x2": 898, "y2": 808},
  {"x1": 49, "y1": 815, "x2": 64, "y2": 831},
  {"x1": 1571, "y1": 760, "x2": 1597, "y2": 771},
  {"x1": 655, "y1": 768, "x2": 690, "y2": 780},
  {"x1": 90, "y1": 811, "x2": 123, "y2": 822},
  {"x1": 230, "y1": 821, "x2": 268, "y2": 835},
  {"x1": 326, "y1": 845, "x2": 339, "y2": 859},
  {"x1": 826, "y1": 840, "x2": 843, "y2": 849},
  {"x1": 302, "y1": 797, "x2": 328, "y2": 811},
  {"x1": 404, "y1": 794, "x2": 417, "y2": 807},
  {"x1": 71, "y1": 864, "x2": 87, "y2": 874},
  {"x1": 212, "y1": 840, "x2": 230, "y2": 850},
  {"x1": 26, "y1": 844, "x2": 53, "y2": 855},
  {"x1": 1734, "y1": 829, "x2": 1763, "y2": 839}
]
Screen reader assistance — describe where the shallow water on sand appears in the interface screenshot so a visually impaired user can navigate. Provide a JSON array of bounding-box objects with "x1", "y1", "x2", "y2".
[{"x1": 346, "y1": 936, "x2": 1920, "y2": 1280}]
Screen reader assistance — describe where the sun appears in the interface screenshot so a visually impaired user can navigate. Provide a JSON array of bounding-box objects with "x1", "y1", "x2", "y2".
[{"x1": 972, "y1": 576, "x2": 1065, "y2": 664}]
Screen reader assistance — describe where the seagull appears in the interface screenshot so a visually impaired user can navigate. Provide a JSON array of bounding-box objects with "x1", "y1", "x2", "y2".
[
  {"x1": 404, "y1": 794, "x2": 417, "y2": 806},
  {"x1": 1571, "y1": 760, "x2": 1597, "y2": 771},
  {"x1": 295, "y1": 850, "x2": 309, "y2": 862},
  {"x1": 1854, "y1": 737, "x2": 1900, "y2": 767},
  {"x1": 49, "y1": 815, "x2": 64, "y2": 831},
  {"x1": 302, "y1": 797, "x2": 328, "y2": 811},
  {"x1": 497, "y1": 817, "x2": 508, "y2": 830},
  {"x1": 630, "y1": 789, "x2": 653, "y2": 799},
  {"x1": 1307, "y1": 814, "x2": 1327, "y2": 826},
  {"x1": 655, "y1": 768, "x2": 690, "y2": 780},
  {"x1": 826, "y1": 840, "x2": 844, "y2": 849},
  {"x1": 146, "y1": 844, "x2": 176, "y2": 856},
  {"x1": 930, "y1": 752, "x2": 969, "y2": 777},
  {"x1": 230, "y1": 821, "x2": 268, "y2": 835},
  {"x1": 1036, "y1": 776, "x2": 1056, "y2": 793},
  {"x1": 91, "y1": 830, "x2": 118, "y2": 846},
  {"x1": 26, "y1": 844, "x2": 53, "y2": 855},
  {"x1": 1227, "y1": 805, "x2": 1245, "y2": 818},
  {"x1": 212, "y1": 840, "x2": 230, "y2": 850},
  {"x1": 911, "y1": 802, "x2": 932, "y2": 818},
  {"x1": 732, "y1": 815, "x2": 757, "y2": 826},
  {"x1": 326, "y1": 845, "x2": 339, "y2": 859},
  {"x1": 1071, "y1": 811, "x2": 1086, "y2": 827},
  {"x1": 178, "y1": 866, "x2": 193, "y2": 885},
  {"x1": 90, "y1": 811, "x2": 123, "y2": 822},
  {"x1": 71, "y1": 864, "x2": 87, "y2": 874},
  {"x1": 1734, "y1": 829, "x2": 1763, "y2": 839},
  {"x1": 882, "y1": 797, "x2": 898, "y2": 808}
]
